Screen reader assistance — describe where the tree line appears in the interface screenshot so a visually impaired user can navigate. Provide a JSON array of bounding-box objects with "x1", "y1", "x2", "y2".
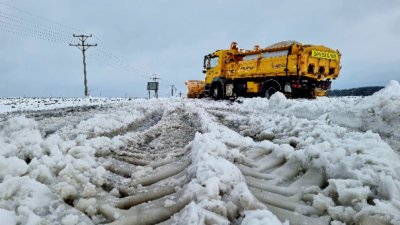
[{"x1": 327, "y1": 86, "x2": 384, "y2": 97}]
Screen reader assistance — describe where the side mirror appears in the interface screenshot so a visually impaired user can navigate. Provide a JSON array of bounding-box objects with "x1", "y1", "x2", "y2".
[{"x1": 202, "y1": 70, "x2": 206, "y2": 74}]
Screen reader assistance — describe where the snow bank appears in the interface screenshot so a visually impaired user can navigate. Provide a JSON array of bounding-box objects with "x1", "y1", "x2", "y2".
[
  {"x1": 0, "y1": 176, "x2": 92, "y2": 225},
  {"x1": 240, "y1": 80, "x2": 400, "y2": 152},
  {"x1": 0, "y1": 115, "x2": 108, "y2": 224},
  {"x1": 227, "y1": 82, "x2": 400, "y2": 223},
  {"x1": 355, "y1": 80, "x2": 400, "y2": 134}
]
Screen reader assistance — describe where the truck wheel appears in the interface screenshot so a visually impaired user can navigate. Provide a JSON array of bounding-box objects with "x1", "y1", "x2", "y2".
[
  {"x1": 263, "y1": 84, "x2": 280, "y2": 99},
  {"x1": 308, "y1": 89, "x2": 316, "y2": 99},
  {"x1": 211, "y1": 83, "x2": 223, "y2": 100}
]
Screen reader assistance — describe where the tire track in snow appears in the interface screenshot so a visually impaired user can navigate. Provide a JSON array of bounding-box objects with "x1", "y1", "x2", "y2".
[
  {"x1": 3, "y1": 104, "x2": 109, "y2": 138},
  {"x1": 91, "y1": 106, "x2": 202, "y2": 224},
  {"x1": 205, "y1": 107, "x2": 331, "y2": 224},
  {"x1": 0, "y1": 102, "x2": 200, "y2": 224},
  {"x1": 36, "y1": 103, "x2": 161, "y2": 141},
  {"x1": 204, "y1": 104, "x2": 400, "y2": 225}
]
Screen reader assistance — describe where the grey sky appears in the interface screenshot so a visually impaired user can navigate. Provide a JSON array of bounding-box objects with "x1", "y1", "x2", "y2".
[{"x1": 0, "y1": 0, "x2": 399, "y2": 97}]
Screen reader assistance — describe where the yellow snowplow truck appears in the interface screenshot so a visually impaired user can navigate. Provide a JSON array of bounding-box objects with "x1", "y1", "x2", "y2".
[{"x1": 196, "y1": 41, "x2": 341, "y2": 99}]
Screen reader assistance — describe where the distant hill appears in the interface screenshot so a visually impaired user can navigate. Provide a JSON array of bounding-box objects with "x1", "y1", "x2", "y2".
[{"x1": 327, "y1": 86, "x2": 384, "y2": 97}]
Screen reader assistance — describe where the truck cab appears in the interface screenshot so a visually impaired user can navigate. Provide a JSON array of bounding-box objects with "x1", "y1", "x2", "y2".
[{"x1": 203, "y1": 50, "x2": 228, "y2": 97}]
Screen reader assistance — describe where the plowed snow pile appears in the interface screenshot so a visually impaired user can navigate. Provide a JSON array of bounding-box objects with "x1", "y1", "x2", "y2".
[{"x1": 1, "y1": 80, "x2": 399, "y2": 225}]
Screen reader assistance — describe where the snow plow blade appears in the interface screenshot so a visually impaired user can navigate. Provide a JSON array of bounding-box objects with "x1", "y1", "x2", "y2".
[{"x1": 185, "y1": 80, "x2": 205, "y2": 98}]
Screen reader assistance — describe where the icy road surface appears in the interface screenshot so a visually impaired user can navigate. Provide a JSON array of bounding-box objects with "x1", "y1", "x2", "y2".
[{"x1": 0, "y1": 81, "x2": 400, "y2": 225}]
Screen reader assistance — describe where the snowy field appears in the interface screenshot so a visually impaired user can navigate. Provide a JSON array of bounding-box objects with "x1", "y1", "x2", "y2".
[
  {"x1": 0, "y1": 97, "x2": 134, "y2": 113},
  {"x1": 0, "y1": 81, "x2": 399, "y2": 225}
]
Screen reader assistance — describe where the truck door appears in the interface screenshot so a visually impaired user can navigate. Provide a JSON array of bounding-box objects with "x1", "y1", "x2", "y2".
[{"x1": 204, "y1": 55, "x2": 221, "y2": 84}]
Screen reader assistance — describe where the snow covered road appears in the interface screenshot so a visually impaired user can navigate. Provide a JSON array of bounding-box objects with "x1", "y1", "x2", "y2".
[{"x1": 1, "y1": 81, "x2": 400, "y2": 225}]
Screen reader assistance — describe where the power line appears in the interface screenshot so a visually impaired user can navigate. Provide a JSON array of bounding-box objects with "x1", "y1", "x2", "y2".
[
  {"x1": 70, "y1": 34, "x2": 97, "y2": 97},
  {"x1": 0, "y1": 2, "x2": 153, "y2": 82},
  {"x1": 0, "y1": 1, "x2": 80, "y2": 34}
]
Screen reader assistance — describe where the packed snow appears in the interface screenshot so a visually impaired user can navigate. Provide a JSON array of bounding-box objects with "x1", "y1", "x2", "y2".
[{"x1": 0, "y1": 80, "x2": 399, "y2": 225}]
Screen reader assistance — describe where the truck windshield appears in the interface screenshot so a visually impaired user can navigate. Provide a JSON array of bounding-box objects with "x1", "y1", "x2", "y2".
[
  {"x1": 204, "y1": 55, "x2": 219, "y2": 69},
  {"x1": 210, "y1": 56, "x2": 219, "y2": 68}
]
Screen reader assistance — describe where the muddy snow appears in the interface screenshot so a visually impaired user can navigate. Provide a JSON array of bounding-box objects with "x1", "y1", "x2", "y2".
[{"x1": 1, "y1": 80, "x2": 400, "y2": 225}]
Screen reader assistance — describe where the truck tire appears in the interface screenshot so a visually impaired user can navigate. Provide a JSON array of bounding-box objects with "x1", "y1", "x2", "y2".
[
  {"x1": 262, "y1": 82, "x2": 280, "y2": 99},
  {"x1": 211, "y1": 83, "x2": 223, "y2": 100}
]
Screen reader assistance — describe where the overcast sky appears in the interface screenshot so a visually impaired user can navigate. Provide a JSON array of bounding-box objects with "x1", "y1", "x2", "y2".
[{"x1": 0, "y1": 0, "x2": 399, "y2": 97}]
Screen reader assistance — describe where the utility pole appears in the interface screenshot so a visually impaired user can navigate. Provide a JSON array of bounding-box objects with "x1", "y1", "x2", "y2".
[
  {"x1": 70, "y1": 34, "x2": 97, "y2": 97},
  {"x1": 169, "y1": 85, "x2": 177, "y2": 97}
]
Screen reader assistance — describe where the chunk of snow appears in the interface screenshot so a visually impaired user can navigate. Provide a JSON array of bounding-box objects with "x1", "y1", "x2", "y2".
[
  {"x1": 242, "y1": 209, "x2": 289, "y2": 225},
  {"x1": 61, "y1": 214, "x2": 79, "y2": 225},
  {"x1": 75, "y1": 198, "x2": 97, "y2": 215},
  {"x1": 0, "y1": 156, "x2": 28, "y2": 180},
  {"x1": 0, "y1": 176, "x2": 59, "y2": 224},
  {"x1": 0, "y1": 208, "x2": 17, "y2": 225}
]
